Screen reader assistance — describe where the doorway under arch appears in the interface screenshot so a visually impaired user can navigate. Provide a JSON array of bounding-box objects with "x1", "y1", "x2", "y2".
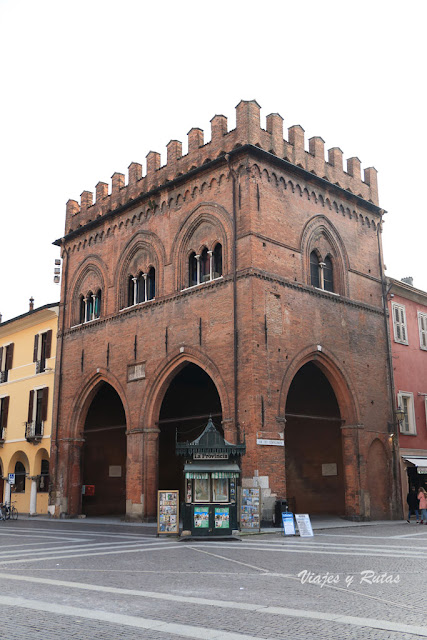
[
  {"x1": 158, "y1": 363, "x2": 223, "y2": 494},
  {"x1": 82, "y1": 382, "x2": 127, "y2": 516},
  {"x1": 285, "y1": 361, "x2": 345, "y2": 515}
]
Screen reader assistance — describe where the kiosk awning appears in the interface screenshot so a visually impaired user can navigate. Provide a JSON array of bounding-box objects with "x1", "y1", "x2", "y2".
[
  {"x1": 403, "y1": 457, "x2": 427, "y2": 469},
  {"x1": 184, "y1": 462, "x2": 241, "y2": 479}
]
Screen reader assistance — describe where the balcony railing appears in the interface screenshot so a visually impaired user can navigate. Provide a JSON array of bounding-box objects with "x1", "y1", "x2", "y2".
[
  {"x1": 0, "y1": 370, "x2": 8, "y2": 383},
  {"x1": 0, "y1": 427, "x2": 5, "y2": 445},
  {"x1": 35, "y1": 359, "x2": 46, "y2": 374},
  {"x1": 25, "y1": 421, "x2": 44, "y2": 442}
]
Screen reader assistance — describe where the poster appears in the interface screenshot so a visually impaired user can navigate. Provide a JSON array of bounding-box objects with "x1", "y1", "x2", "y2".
[
  {"x1": 215, "y1": 507, "x2": 230, "y2": 529},
  {"x1": 295, "y1": 513, "x2": 314, "y2": 537},
  {"x1": 157, "y1": 490, "x2": 179, "y2": 535},
  {"x1": 282, "y1": 512, "x2": 296, "y2": 535},
  {"x1": 240, "y1": 487, "x2": 260, "y2": 530},
  {"x1": 194, "y1": 506, "x2": 209, "y2": 528}
]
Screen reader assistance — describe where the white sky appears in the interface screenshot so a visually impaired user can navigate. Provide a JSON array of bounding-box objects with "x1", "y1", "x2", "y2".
[{"x1": 1, "y1": 0, "x2": 426, "y2": 322}]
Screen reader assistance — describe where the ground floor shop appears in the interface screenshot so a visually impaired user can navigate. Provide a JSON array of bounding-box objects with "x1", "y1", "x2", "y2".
[{"x1": 0, "y1": 444, "x2": 50, "y2": 515}]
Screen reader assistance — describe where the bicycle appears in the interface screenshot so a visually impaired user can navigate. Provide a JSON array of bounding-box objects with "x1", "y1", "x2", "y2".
[{"x1": 0, "y1": 502, "x2": 18, "y2": 521}]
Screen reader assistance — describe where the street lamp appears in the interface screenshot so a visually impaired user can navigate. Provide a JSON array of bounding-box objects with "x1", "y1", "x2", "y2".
[{"x1": 395, "y1": 407, "x2": 405, "y2": 425}]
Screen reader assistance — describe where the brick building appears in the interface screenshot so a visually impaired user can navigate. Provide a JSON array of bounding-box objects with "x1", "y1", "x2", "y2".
[
  {"x1": 50, "y1": 100, "x2": 401, "y2": 521},
  {"x1": 387, "y1": 277, "x2": 427, "y2": 504}
]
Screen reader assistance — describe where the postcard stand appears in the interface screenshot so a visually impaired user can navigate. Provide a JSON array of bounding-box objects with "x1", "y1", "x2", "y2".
[{"x1": 157, "y1": 490, "x2": 179, "y2": 536}]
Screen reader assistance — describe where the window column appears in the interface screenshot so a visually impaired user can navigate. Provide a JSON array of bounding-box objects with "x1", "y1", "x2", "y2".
[
  {"x1": 208, "y1": 250, "x2": 213, "y2": 281},
  {"x1": 319, "y1": 262, "x2": 325, "y2": 290},
  {"x1": 143, "y1": 273, "x2": 148, "y2": 302},
  {"x1": 132, "y1": 277, "x2": 138, "y2": 306}
]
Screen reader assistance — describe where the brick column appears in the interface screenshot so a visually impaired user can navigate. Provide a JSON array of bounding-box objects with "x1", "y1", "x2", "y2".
[
  {"x1": 126, "y1": 429, "x2": 144, "y2": 521},
  {"x1": 143, "y1": 427, "x2": 160, "y2": 520},
  {"x1": 341, "y1": 424, "x2": 364, "y2": 519}
]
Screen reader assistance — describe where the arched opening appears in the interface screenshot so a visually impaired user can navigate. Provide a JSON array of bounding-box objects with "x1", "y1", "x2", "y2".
[
  {"x1": 189, "y1": 252, "x2": 197, "y2": 287},
  {"x1": 323, "y1": 255, "x2": 333, "y2": 292},
  {"x1": 285, "y1": 361, "x2": 345, "y2": 514},
  {"x1": 158, "y1": 363, "x2": 222, "y2": 495},
  {"x1": 213, "y1": 243, "x2": 222, "y2": 278},
  {"x1": 81, "y1": 382, "x2": 127, "y2": 516}
]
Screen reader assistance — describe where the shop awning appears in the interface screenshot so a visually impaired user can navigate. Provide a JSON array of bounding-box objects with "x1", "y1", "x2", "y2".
[{"x1": 184, "y1": 462, "x2": 241, "y2": 479}]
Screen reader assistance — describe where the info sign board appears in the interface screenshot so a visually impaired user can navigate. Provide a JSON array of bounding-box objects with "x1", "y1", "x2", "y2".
[
  {"x1": 240, "y1": 487, "x2": 261, "y2": 530},
  {"x1": 295, "y1": 513, "x2": 314, "y2": 537},
  {"x1": 8, "y1": 473, "x2": 15, "y2": 485},
  {"x1": 282, "y1": 512, "x2": 296, "y2": 535},
  {"x1": 157, "y1": 490, "x2": 179, "y2": 535}
]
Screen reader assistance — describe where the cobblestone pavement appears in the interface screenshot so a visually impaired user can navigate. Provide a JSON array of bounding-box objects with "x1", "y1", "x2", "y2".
[{"x1": 0, "y1": 519, "x2": 426, "y2": 639}]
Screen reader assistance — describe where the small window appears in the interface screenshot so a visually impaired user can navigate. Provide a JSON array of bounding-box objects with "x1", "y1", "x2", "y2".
[
  {"x1": 128, "y1": 275, "x2": 135, "y2": 307},
  {"x1": 213, "y1": 243, "x2": 222, "y2": 278},
  {"x1": 33, "y1": 330, "x2": 52, "y2": 374},
  {"x1": 14, "y1": 461, "x2": 26, "y2": 493},
  {"x1": 392, "y1": 303, "x2": 408, "y2": 345},
  {"x1": 0, "y1": 343, "x2": 14, "y2": 383},
  {"x1": 147, "y1": 267, "x2": 155, "y2": 301},
  {"x1": 189, "y1": 252, "x2": 198, "y2": 287},
  {"x1": 418, "y1": 312, "x2": 427, "y2": 350},
  {"x1": 310, "y1": 251, "x2": 320, "y2": 288},
  {"x1": 0, "y1": 395, "x2": 9, "y2": 434},
  {"x1": 323, "y1": 256, "x2": 334, "y2": 292},
  {"x1": 398, "y1": 391, "x2": 416, "y2": 435}
]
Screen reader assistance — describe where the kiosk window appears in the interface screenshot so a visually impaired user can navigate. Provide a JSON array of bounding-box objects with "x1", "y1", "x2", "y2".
[
  {"x1": 194, "y1": 477, "x2": 210, "y2": 502},
  {"x1": 212, "y1": 478, "x2": 229, "y2": 502}
]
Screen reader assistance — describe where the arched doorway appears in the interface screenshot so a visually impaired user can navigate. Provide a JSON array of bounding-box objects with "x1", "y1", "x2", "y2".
[
  {"x1": 285, "y1": 361, "x2": 345, "y2": 515},
  {"x1": 158, "y1": 363, "x2": 222, "y2": 494},
  {"x1": 81, "y1": 382, "x2": 127, "y2": 516}
]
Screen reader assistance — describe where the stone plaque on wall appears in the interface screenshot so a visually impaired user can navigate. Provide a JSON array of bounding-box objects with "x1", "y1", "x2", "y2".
[
  {"x1": 128, "y1": 362, "x2": 146, "y2": 382},
  {"x1": 322, "y1": 463, "x2": 337, "y2": 476}
]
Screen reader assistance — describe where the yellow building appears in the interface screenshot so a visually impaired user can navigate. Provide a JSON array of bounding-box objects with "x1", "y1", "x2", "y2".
[{"x1": 0, "y1": 302, "x2": 58, "y2": 515}]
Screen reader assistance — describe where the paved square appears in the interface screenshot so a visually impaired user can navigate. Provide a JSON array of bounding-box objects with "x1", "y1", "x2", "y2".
[{"x1": 0, "y1": 519, "x2": 426, "y2": 639}]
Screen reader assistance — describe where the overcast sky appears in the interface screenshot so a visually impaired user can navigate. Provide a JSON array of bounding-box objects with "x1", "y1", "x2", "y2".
[{"x1": 1, "y1": 0, "x2": 426, "y2": 322}]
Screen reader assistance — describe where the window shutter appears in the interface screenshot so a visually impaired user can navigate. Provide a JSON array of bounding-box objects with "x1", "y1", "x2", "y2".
[
  {"x1": 41, "y1": 387, "x2": 49, "y2": 422},
  {"x1": 28, "y1": 390, "x2": 34, "y2": 423},
  {"x1": 0, "y1": 346, "x2": 3, "y2": 369},
  {"x1": 5, "y1": 343, "x2": 14, "y2": 370},
  {"x1": 45, "y1": 330, "x2": 52, "y2": 359},
  {"x1": 400, "y1": 308, "x2": 407, "y2": 342},
  {"x1": 1, "y1": 396, "x2": 9, "y2": 428},
  {"x1": 33, "y1": 334, "x2": 39, "y2": 362}
]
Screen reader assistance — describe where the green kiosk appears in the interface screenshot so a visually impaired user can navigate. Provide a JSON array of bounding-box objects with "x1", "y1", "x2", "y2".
[{"x1": 177, "y1": 418, "x2": 246, "y2": 537}]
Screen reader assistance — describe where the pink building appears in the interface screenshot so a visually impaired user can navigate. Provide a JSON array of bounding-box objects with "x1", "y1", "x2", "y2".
[{"x1": 388, "y1": 277, "x2": 427, "y2": 502}]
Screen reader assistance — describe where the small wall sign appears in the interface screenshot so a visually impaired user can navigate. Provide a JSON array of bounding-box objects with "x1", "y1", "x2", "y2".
[{"x1": 256, "y1": 438, "x2": 284, "y2": 446}]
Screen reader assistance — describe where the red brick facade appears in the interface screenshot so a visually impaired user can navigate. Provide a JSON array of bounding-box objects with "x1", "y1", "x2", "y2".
[{"x1": 50, "y1": 100, "x2": 401, "y2": 521}]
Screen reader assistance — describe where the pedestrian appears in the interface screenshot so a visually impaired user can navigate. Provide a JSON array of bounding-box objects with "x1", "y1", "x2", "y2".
[
  {"x1": 417, "y1": 487, "x2": 427, "y2": 524},
  {"x1": 407, "y1": 486, "x2": 420, "y2": 523}
]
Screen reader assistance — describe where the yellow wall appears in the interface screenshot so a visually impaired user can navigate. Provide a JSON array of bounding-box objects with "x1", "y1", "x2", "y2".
[{"x1": 0, "y1": 305, "x2": 58, "y2": 514}]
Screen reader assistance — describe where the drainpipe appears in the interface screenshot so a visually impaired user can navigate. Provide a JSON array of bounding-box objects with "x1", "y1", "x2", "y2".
[
  {"x1": 225, "y1": 154, "x2": 239, "y2": 443},
  {"x1": 377, "y1": 216, "x2": 403, "y2": 518},
  {"x1": 51, "y1": 244, "x2": 69, "y2": 516}
]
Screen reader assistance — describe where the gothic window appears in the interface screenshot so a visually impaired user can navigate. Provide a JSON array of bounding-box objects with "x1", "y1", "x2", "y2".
[
  {"x1": 79, "y1": 290, "x2": 102, "y2": 323},
  {"x1": 188, "y1": 245, "x2": 223, "y2": 287},
  {"x1": 189, "y1": 252, "x2": 198, "y2": 287},
  {"x1": 213, "y1": 243, "x2": 222, "y2": 278},
  {"x1": 128, "y1": 276, "x2": 135, "y2": 307},
  {"x1": 310, "y1": 251, "x2": 320, "y2": 288},
  {"x1": 127, "y1": 269, "x2": 156, "y2": 306},
  {"x1": 147, "y1": 267, "x2": 155, "y2": 301},
  {"x1": 310, "y1": 251, "x2": 334, "y2": 293},
  {"x1": 323, "y1": 256, "x2": 334, "y2": 292}
]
